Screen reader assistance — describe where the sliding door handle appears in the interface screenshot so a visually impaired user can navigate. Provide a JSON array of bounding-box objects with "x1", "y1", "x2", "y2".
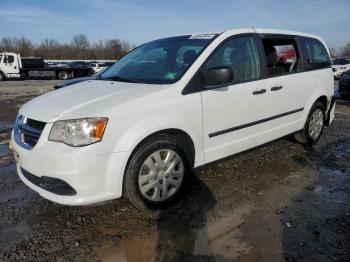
[
  {"x1": 271, "y1": 85, "x2": 283, "y2": 91},
  {"x1": 252, "y1": 88, "x2": 266, "y2": 95}
]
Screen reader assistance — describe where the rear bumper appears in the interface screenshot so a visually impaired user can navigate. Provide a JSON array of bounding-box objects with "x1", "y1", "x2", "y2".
[{"x1": 326, "y1": 96, "x2": 335, "y2": 126}]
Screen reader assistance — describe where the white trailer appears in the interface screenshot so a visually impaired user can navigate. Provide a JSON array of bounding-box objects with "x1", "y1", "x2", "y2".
[{"x1": 0, "y1": 52, "x2": 93, "y2": 81}]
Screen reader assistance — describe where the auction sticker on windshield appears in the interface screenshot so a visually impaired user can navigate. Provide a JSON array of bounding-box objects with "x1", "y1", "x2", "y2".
[
  {"x1": 164, "y1": 72, "x2": 177, "y2": 80},
  {"x1": 189, "y1": 33, "x2": 216, "y2": 39}
]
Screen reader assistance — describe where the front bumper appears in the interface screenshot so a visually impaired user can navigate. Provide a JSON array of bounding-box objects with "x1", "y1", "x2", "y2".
[{"x1": 11, "y1": 128, "x2": 130, "y2": 205}]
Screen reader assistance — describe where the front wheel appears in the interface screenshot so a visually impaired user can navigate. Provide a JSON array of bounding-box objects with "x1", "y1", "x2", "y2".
[
  {"x1": 123, "y1": 133, "x2": 192, "y2": 210},
  {"x1": 295, "y1": 102, "x2": 325, "y2": 145}
]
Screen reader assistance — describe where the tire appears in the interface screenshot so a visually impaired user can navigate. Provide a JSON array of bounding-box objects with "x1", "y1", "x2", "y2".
[
  {"x1": 123, "y1": 133, "x2": 193, "y2": 210},
  {"x1": 57, "y1": 71, "x2": 69, "y2": 80},
  {"x1": 0, "y1": 72, "x2": 5, "y2": 81},
  {"x1": 295, "y1": 102, "x2": 325, "y2": 145}
]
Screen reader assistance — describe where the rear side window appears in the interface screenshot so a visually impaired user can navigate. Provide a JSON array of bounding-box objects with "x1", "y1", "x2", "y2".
[
  {"x1": 300, "y1": 38, "x2": 330, "y2": 69},
  {"x1": 261, "y1": 37, "x2": 301, "y2": 77}
]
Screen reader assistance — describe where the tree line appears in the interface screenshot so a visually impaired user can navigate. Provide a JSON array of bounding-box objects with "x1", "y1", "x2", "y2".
[
  {"x1": 0, "y1": 34, "x2": 134, "y2": 60},
  {"x1": 328, "y1": 42, "x2": 350, "y2": 58},
  {"x1": 1, "y1": 34, "x2": 349, "y2": 59}
]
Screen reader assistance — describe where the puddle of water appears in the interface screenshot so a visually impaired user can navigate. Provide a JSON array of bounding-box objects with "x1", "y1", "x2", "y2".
[
  {"x1": 193, "y1": 203, "x2": 253, "y2": 259},
  {"x1": 97, "y1": 233, "x2": 158, "y2": 262},
  {"x1": 97, "y1": 204, "x2": 253, "y2": 262}
]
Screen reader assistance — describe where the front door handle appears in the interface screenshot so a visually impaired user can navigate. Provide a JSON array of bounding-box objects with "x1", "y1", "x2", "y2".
[
  {"x1": 252, "y1": 88, "x2": 266, "y2": 95},
  {"x1": 271, "y1": 85, "x2": 283, "y2": 91}
]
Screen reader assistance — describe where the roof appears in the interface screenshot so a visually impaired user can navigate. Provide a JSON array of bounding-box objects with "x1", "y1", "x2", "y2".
[{"x1": 221, "y1": 27, "x2": 328, "y2": 48}]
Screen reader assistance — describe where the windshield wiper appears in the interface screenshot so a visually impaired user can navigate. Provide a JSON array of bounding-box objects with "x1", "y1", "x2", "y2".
[{"x1": 98, "y1": 76, "x2": 135, "y2": 83}]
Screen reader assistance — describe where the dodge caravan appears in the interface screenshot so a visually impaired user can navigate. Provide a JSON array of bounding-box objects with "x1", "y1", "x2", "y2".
[{"x1": 11, "y1": 28, "x2": 335, "y2": 209}]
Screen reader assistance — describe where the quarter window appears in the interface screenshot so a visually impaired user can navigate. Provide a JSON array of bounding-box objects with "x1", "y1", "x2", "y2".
[
  {"x1": 300, "y1": 38, "x2": 330, "y2": 69},
  {"x1": 205, "y1": 36, "x2": 260, "y2": 83}
]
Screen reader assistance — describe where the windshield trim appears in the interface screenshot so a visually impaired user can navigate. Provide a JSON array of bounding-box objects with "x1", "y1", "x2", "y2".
[{"x1": 99, "y1": 34, "x2": 220, "y2": 85}]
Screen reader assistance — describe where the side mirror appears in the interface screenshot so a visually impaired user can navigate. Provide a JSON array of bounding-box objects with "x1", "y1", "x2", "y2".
[{"x1": 202, "y1": 66, "x2": 233, "y2": 88}]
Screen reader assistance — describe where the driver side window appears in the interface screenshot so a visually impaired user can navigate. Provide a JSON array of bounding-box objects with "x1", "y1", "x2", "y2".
[
  {"x1": 205, "y1": 36, "x2": 261, "y2": 83},
  {"x1": 5, "y1": 55, "x2": 14, "y2": 64}
]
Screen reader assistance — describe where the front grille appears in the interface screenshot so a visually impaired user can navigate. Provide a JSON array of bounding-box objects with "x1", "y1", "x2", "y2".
[{"x1": 14, "y1": 115, "x2": 46, "y2": 150}]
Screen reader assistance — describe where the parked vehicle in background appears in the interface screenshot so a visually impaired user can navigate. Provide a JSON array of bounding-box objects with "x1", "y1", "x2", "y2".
[
  {"x1": 0, "y1": 52, "x2": 93, "y2": 80},
  {"x1": 339, "y1": 69, "x2": 350, "y2": 99},
  {"x1": 54, "y1": 67, "x2": 108, "y2": 89},
  {"x1": 332, "y1": 57, "x2": 350, "y2": 79},
  {"x1": 89, "y1": 62, "x2": 107, "y2": 73},
  {"x1": 47, "y1": 62, "x2": 70, "y2": 68},
  {"x1": 11, "y1": 28, "x2": 335, "y2": 209},
  {"x1": 105, "y1": 62, "x2": 115, "y2": 67},
  {"x1": 68, "y1": 61, "x2": 90, "y2": 68}
]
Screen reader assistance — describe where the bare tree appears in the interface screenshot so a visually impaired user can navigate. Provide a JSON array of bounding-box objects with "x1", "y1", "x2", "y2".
[
  {"x1": 71, "y1": 34, "x2": 90, "y2": 49},
  {"x1": 328, "y1": 47, "x2": 338, "y2": 57},
  {"x1": 341, "y1": 42, "x2": 350, "y2": 57},
  {"x1": 0, "y1": 34, "x2": 132, "y2": 59}
]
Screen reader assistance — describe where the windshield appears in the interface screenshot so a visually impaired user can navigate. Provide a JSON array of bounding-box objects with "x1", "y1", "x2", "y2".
[{"x1": 100, "y1": 34, "x2": 218, "y2": 84}]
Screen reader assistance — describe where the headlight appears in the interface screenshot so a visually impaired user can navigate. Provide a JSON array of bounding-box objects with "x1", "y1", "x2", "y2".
[{"x1": 49, "y1": 118, "x2": 108, "y2": 146}]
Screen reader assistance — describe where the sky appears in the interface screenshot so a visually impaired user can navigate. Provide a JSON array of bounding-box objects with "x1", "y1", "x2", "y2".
[{"x1": 0, "y1": 0, "x2": 349, "y2": 49}]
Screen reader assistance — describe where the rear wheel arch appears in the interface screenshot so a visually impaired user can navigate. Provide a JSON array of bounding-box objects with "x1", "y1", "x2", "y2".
[
  {"x1": 303, "y1": 93, "x2": 328, "y2": 123},
  {"x1": 315, "y1": 95, "x2": 328, "y2": 111}
]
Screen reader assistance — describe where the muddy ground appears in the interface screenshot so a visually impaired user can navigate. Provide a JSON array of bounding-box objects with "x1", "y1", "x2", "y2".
[{"x1": 0, "y1": 80, "x2": 349, "y2": 262}]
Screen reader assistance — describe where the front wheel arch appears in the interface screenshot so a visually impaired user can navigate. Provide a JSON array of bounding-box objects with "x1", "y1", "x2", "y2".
[{"x1": 126, "y1": 128, "x2": 195, "y2": 170}]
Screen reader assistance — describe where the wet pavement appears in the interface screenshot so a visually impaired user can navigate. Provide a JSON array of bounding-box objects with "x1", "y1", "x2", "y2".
[{"x1": 0, "y1": 80, "x2": 349, "y2": 261}]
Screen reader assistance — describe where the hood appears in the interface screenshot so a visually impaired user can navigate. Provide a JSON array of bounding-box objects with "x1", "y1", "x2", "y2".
[
  {"x1": 20, "y1": 80, "x2": 164, "y2": 122},
  {"x1": 54, "y1": 76, "x2": 92, "y2": 89}
]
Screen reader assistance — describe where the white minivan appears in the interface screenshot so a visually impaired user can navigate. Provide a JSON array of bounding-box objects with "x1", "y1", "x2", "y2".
[{"x1": 11, "y1": 28, "x2": 335, "y2": 209}]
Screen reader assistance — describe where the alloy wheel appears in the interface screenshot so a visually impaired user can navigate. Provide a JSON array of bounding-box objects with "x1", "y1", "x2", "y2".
[{"x1": 138, "y1": 149, "x2": 184, "y2": 202}]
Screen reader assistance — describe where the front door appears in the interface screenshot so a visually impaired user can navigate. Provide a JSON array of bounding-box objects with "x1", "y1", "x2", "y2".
[
  {"x1": 3, "y1": 54, "x2": 20, "y2": 75},
  {"x1": 201, "y1": 35, "x2": 272, "y2": 163}
]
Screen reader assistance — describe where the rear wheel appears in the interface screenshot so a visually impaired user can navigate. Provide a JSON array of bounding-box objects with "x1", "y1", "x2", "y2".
[
  {"x1": 0, "y1": 72, "x2": 5, "y2": 81},
  {"x1": 57, "y1": 71, "x2": 69, "y2": 80},
  {"x1": 123, "y1": 133, "x2": 192, "y2": 210},
  {"x1": 295, "y1": 102, "x2": 325, "y2": 145}
]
